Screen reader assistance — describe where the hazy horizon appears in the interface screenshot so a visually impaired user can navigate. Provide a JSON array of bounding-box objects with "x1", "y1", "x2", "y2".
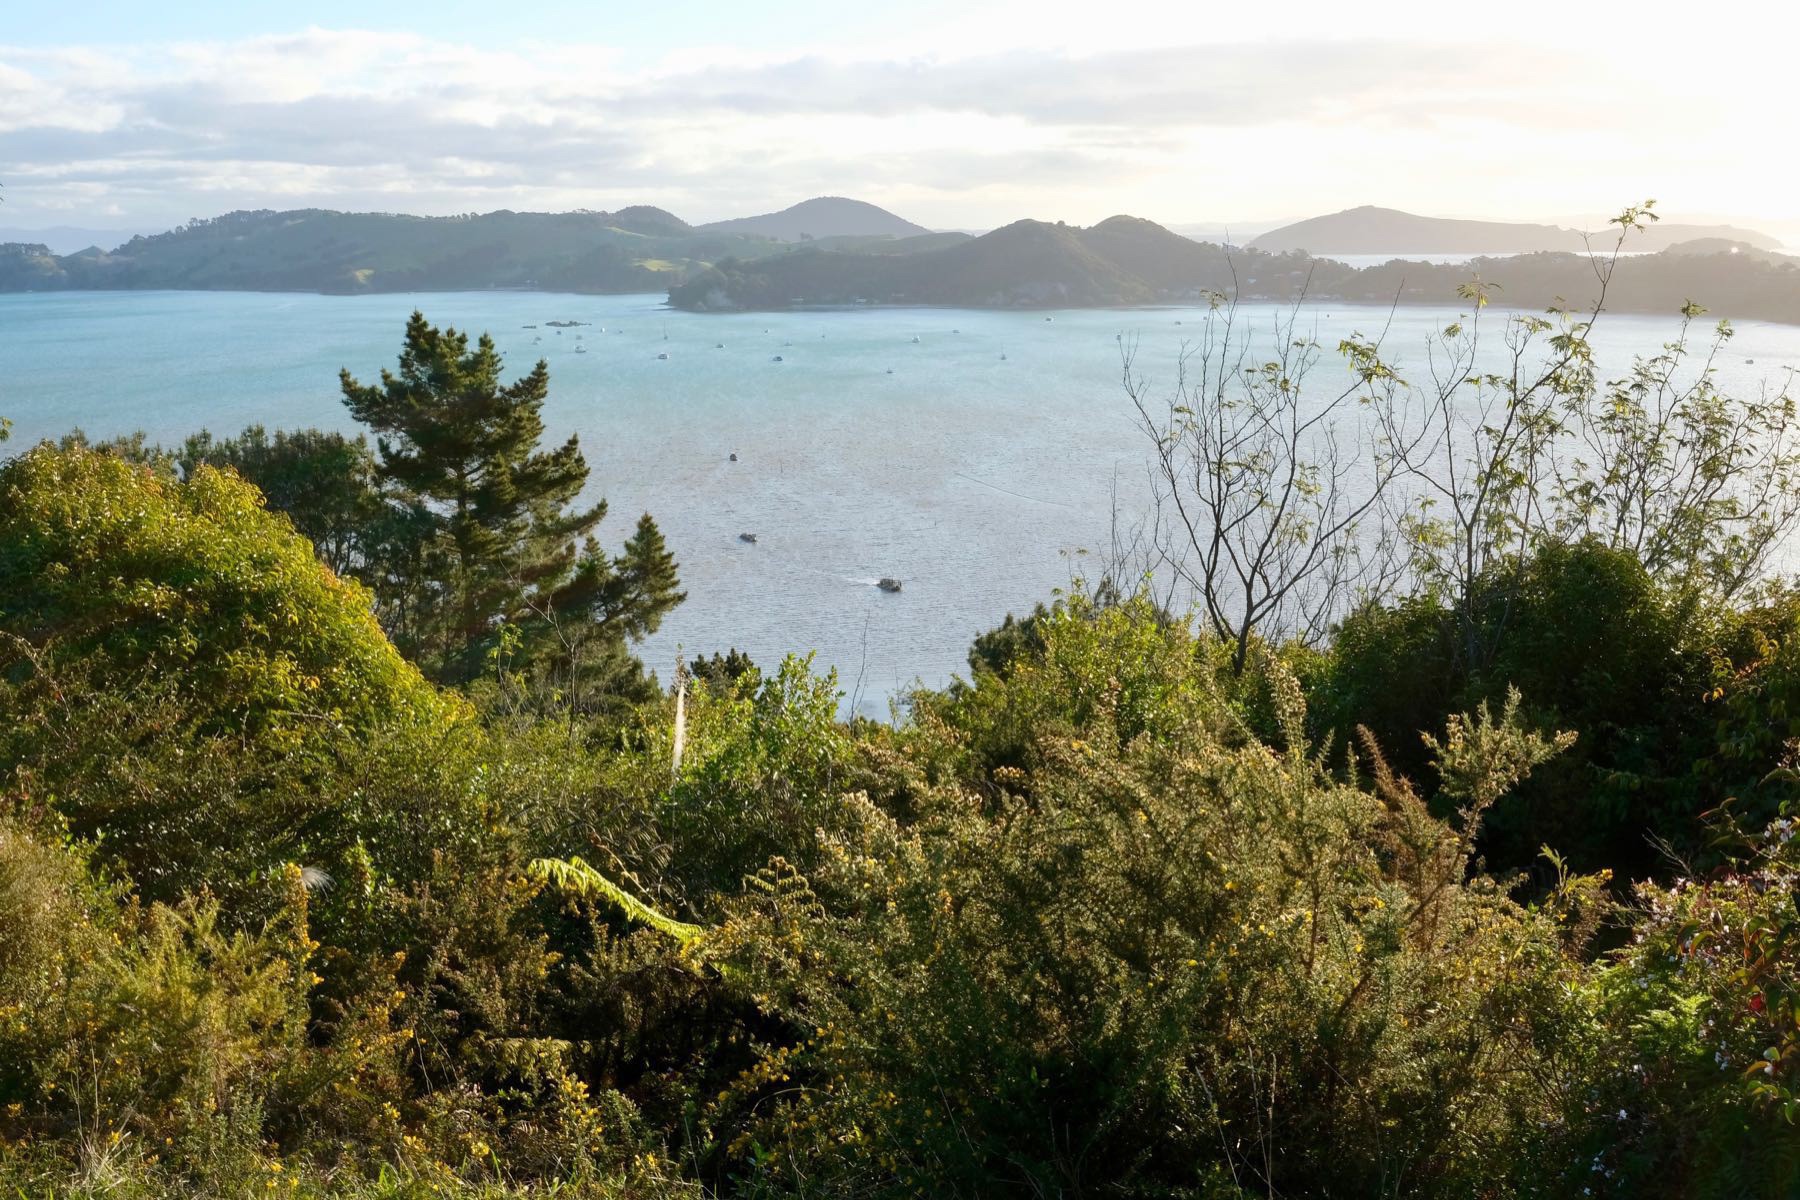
[{"x1": 5, "y1": 0, "x2": 1800, "y2": 243}]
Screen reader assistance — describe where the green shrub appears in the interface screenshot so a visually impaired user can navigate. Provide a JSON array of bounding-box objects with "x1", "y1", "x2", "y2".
[
  {"x1": 0, "y1": 444, "x2": 453, "y2": 742},
  {"x1": 1565, "y1": 812, "x2": 1800, "y2": 1197},
  {"x1": 704, "y1": 599, "x2": 1595, "y2": 1197},
  {"x1": 1320, "y1": 540, "x2": 1731, "y2": 879}
]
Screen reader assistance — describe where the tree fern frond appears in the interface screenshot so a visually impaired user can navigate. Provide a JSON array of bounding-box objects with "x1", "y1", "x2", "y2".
[{"x1": 527, "y1": 855, "x2": 706, "y2": 944}]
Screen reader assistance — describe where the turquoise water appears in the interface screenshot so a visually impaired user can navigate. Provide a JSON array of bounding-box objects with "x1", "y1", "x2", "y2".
[{"x1": 6, "y1": 290, "x2": 1799, "y2": 715}]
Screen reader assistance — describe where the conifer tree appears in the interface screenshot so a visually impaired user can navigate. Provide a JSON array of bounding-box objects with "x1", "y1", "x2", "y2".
[{"x1": 341, "y1": 311, "x2": 680, "y2": 682}]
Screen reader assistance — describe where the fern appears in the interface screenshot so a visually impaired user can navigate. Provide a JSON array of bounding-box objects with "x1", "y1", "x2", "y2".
[{"x1": 527, "y1": 855, "x2": 707, "y2": 945}]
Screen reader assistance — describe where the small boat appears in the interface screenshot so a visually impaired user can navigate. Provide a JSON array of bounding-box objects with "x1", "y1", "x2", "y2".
[
  {"x1": 739, "y1": 532, "x2": 758, "y2": 544},
  {"x1": 1000, "y1": 353, "x2": 1007, "y2": 361},
  {"x1": 911, "y1": 336, "x2": 921, "y2": 344},
  {"x1": 771, "y1": 355, "x2": 784, "y2": 362},
  {"x1": 656, "y1": 351, "x2": 670, "y2": 360},
  {"x1": 886, "y1": 368, "x2": 894, "y2": 374},
  {"x1": 574, "y1": 345, "x2": 587, "y2": 354},
  {"x1": 877, "y1": 577, "x2": 903, "y2": 593},
  {"x1": 729, "y1": 452, "x2": 738, "y2": 462},
  {"x1": 1044, "y1": 316, "x2": 1054, "y2": 322},
  {"x1": 523, "y1": 324, "x2": 537, "y2": 329},
  {"x1": 715, "y1": 342, "x2": 725, "y2": 349}
]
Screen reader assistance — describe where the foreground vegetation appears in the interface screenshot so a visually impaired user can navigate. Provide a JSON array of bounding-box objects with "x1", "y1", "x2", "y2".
[{"x1": 6, "y1": 278, "x2": 1800, "y2": 1197}]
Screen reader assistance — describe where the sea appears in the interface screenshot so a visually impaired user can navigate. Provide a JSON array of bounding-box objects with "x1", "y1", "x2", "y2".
[{"x1": 5, "y1": 289, "x2": 1799, "y2": 717}]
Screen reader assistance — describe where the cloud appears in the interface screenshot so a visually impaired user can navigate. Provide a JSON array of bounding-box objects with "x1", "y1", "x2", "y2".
[
  {"x1": 0, "y1": 29, "x2": 1769, "y2": 230},
  {"x1": 616, "y1": 42, "x2": 1599, "y2": 127}
]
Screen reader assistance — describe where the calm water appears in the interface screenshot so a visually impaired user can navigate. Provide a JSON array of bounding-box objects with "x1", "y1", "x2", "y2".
[{"x1": 5, "y1": 290, "x2": 1799, "y2": 716}]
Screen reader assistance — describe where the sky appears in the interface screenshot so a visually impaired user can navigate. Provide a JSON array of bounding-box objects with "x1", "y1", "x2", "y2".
[{"x1": 4, "y1": 0, "x2": 1799, "y2": 240}]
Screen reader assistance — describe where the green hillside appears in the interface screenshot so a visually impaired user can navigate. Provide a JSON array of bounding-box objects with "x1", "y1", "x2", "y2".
[
  {"x1": 0, "y1": 202, "x2": 962, "y2": 295},
  {"x1": 9, "y1": 204, "x2": 1800, "y2": 326},
  {"x1": 0, "y1": 207, "x2": 785, "y2": 294},
  {"x1": 670, "y1": 213, "x2": 1800, "y2": 323}
]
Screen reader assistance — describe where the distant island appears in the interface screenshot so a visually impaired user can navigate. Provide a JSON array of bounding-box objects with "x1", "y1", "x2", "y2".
[
  {"x1": 1251, "y1": 204, "x2": 1783, "y2": 255},
  {"x1": 666, "y1": 214, "x2": 1800, "y2": 324},
  {"x1": 7, "y1": 200, "x2": 1800, "y2": 326},
  {"x1": 0, "y1": 197, "x2": 932, "y2": 295},
  {"x1": 696, "y1": 196, "x2": 932, "y2": 241}
]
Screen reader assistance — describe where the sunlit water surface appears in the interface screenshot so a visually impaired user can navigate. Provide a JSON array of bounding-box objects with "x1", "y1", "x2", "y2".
[{"x1": 6, "y1": 290, "x2": 1797, "y2": 716}]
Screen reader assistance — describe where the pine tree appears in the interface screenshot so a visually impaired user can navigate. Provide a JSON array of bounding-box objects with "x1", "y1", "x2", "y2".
[{"x1": 341, "y1": 311, "x2": 680, "y2": 682}]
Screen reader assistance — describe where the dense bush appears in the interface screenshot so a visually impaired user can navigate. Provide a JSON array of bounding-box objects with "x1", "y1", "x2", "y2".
[
  {"x1": 7, "y1": 438, "x2": 1800, "y2": 1196},
  {"x1": 1315, "y1": 539, "x2": 1792, "y2": 881},
  {"x1": 702, "y1": 596, "x2": 1601, "y2": 1196},
  {"x1": 0, "y1": 444, "x2": 450, "y2": 739},
  {"x1": 1560, "y1": 810, "x2": 1800, "y2": 1198}
]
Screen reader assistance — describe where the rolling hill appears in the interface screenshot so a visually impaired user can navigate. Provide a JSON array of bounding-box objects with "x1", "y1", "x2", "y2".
[
  {"x1": 668, "y1": 214, "x2": 1800, "y2": 325},
  {"x1": 0, "y1": 199, "x2": 940, "y2": 294},
  {"x1": 7, "y1": 203, "x2": 1799, "y2": 326},
  {"x1": 668, "y1": 216, "x2": 1306, "y2": 310},
  {"x1": 1251, "y1": 205, "x2": 1783, "y2": 256},
  {"x1": 697, "y1": 197, "x2": 931, "y2": 241},
  {"x1": 0, "y1": 206, "x2": 795, "y2": 294}
]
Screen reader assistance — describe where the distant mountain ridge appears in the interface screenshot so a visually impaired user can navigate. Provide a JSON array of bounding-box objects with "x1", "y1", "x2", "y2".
[
  {"x1": 668, "y1": 214, "x2": 1800, "y2": 325},
  {"x1": 7, "y1": 201, "x2": 1800, "y2": 326},
  {"x1": 1251, "y1": 205, "x2": 1783, "y2": 255},
  {"x1": 0, "y1": 197, "x2": 934, "y2": 295},
  {"x1": 698, "y1": 197, "x2": 931, "y2": 241},
  {"x1": 669, "y1": 216, "x2": 1238, "y2": 310},
  {"x1": 0, "y1": 225, "x2": 161, "y2": 256}
]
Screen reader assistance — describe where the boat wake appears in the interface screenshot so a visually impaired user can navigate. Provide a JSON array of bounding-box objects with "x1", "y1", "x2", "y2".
[{"x1": 954, "y1": 471, "x2": 1074, "y2": 508}]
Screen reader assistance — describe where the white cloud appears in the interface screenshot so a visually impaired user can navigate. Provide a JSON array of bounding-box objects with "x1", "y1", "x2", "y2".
[{"x1": 0, "y1": 21, "x2": 1793, "y2": 234}]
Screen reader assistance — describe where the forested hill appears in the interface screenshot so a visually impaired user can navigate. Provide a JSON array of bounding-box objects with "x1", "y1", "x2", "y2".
[
  {"x1": 1251, "y1": 204, "x2": 1784, "y2": 254},
  {"x1": 668, "y1": 215, "x2": 1800, "y2": 324},
  {"x1": 0, "y1": 207, "x2": 780, "y2": 294},
  {"x1": 697, "y1": 196, "x2": 932, "y2": 240},
  {"x1": 9, "y1": 205, "x2": 1800, "y2": 324},
  {"x1": 0, "y1": 198, "x2": 935, "y2": 294}
]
